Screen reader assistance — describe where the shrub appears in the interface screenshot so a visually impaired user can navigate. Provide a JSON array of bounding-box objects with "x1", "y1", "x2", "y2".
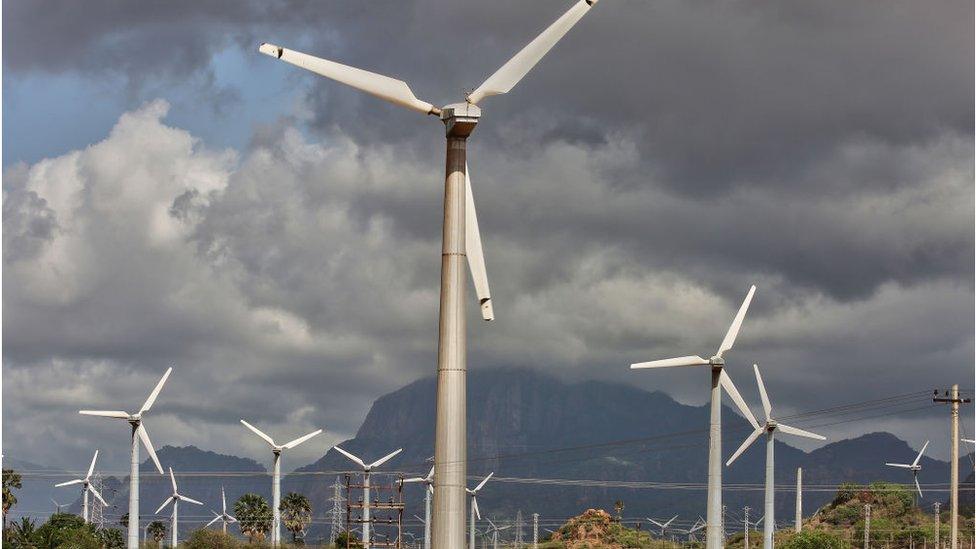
[
  {"x1": 184, "y1": 529, "x2": 241, "y2": 549},
  {"x1": 779, "y1": 530, "x2": 845, "y2": 549}
]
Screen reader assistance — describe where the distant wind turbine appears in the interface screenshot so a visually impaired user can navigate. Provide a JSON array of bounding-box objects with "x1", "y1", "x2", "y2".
[
  {"x1": 726, "y1": 364, "x2": 826, "y2": 549},
  {"x1": 155, "y1": 467, "x2": 203, "y2": 547},
  {"x1": 205, "y1": 486, "x2": 237, "y2": 534},
  {"x1": 631, "y1": 285, "x2": 759, "y2": 548},
  {"x1": 467, "y1": 472, "x2": 494, "y2": 549},
  {"x1": 80, "y1": 367, "x2": 171, "y2": 549},
  {"x1": 334, "y1": 446, "x2": 403, "y2": 549},
  {"x1": 240, "y1": 419, "x2": 323, "y2": 546},
  {"x1": 885, "y1": 440, "x2": 930, "y2": 499},
  {"x1": 485, "y1": 518, "x2": 511, "y2": 549},
  {"x1": 55, "y1": 450, "x2": 108, "y2": 523},
  {"x1": 646, "y1": 514, "x2": 679, "y2": 537},
  {"x1": 401, "y1": 466, "x2": 434, "y2": 549}
]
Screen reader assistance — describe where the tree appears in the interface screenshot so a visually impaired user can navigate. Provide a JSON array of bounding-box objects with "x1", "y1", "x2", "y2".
[
  {"x1": 333, "y1": 531, "x2": 364, "y2": 549},
  {"x1": 147, "y1": 520, "x2": 168, "y2": 544},
  {"x1": 118, "y1": 513, "x2": 128, "y2": 529},
  {"x1": 2, "y1": 469, "x2": 22, "y2": 530},
  {"x1": 613, "y1": 500, "x2": 625, "y2": 521},
  {"x1": 32, "y1": 513, "x2": 96, "y2": 549},
  {"x1": 9, "y1": 516, "x2": 36, "y2": 545},
  {"x1": 234, "y1": 493, "x2": 272, "y2": 542},
  {"x1": 183, "y1": 528, "x2": 240, "y2": 549},
  {"x1": 780, "y1": 530, "x2": 845, "y2": 549},
  {"x1": 280, "y1": 492, "x2": 312, "y2": 543},
  {"x1": 96, "y1": 527, "x2": 125, "y2": 549}
]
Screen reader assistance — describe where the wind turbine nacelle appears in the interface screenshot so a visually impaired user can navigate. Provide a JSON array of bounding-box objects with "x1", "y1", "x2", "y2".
[
  {"x1": 259, "y1": 43, "x2": 284, "y2": 59},
  {"x1": 441, "y1": 102, "x2": 481, "y2": 137}
]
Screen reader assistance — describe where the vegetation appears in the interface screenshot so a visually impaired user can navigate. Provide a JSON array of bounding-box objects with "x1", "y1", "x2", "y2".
[
  {"x1": 146, "y1": 520, "x2": 167, "y2": 544},
  {"x1": 280, "y1": 492, "x2": 312, "y2": 543},
  {"x1": 184, "y1": 528, "x2": 241, "y2": 548},
  {"x1": 235, "y1": 493, "x2": 272, "y2": 542},
  {"x1": 3, "y1": 468, "x2": 23, "y2": 531},
  {"x1": 332, "y1": 531, "x2": 363, "y2": 548}
]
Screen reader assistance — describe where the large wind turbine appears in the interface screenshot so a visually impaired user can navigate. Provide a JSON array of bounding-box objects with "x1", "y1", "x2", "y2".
[
  {"x1": 726, "y1": 364, "x2": 826, "y2": 549},
  {"x1": 205, "y1": 486, "x2": 238, "y2": 534},
  {"x1": 646, "y1": 515, "x2": 679, "y2": 538},
  {"x1": 402, "y1": 466, "x2": 435, "y2": 549},
  {"x1": 54, "y1": 450, "x2": 108, "y2": 523},
  {"x1": 155, "y1": 467, "x2": 203, "y2": 547},
  {"x1": 79, "y1": 367, "x2": 170, "y2": 549},
  {"x1": 466, "y1": 472, "x2": 493, "y2": 549},
  {"x1": 334, "y1": 446, "x2": 403, "y2": 549},
  {"x1": 258, "y1": 2, "x2": 603, "y2": 545},
  {"x1": 630, "y1": 285, "x2": 759, "y2": 548},
  {"x1": 240, "y1": 419, "x2": 322, "y2": 546},
  {"x1": 885, "y1": 440, "x2": 930, "y2": 500}
]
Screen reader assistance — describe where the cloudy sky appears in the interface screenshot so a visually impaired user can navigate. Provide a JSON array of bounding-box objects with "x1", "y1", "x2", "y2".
[{"x1": 3, "y1": 0, "x2": 973, "y2": 472}]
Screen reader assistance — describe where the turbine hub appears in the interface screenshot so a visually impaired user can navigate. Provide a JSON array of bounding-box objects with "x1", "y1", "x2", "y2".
[
  {"x1": 709, "y1": 356, "x2": 724, "y2": 367},
  {"x1": 441, "y1": 102, "x2": 481, "y2": 138}
]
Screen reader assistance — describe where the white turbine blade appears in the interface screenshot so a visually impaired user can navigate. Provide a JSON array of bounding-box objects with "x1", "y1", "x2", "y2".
[
  {"x1": 465, "y1": 166, "x2": 493, "y2": 321},
  {"x1": 415, "y1": 515, "x2": 427, "y2": 525},
  {"x1": 282, "y1": 429, "x2": 323, "y2": 449},
  {"x1": 885, "y1": 463, "x2": 912, "y2": 469},
  {"x1": 962, "y1": 438, "x2": 975, "y2": 444},
  {"x1": 140, "y1": 367, "x2": 173, "y2": 414},
  {"x1": 178, "y1": 495, "x2": 204, "y2": 505},
  {"x1": 472, "y1": 496, "x2": 481, "y2": 520},
  {"x1": 169, "y1": 467, "x2": 179, "y2": 492},
  {"x1": 726, "y1": 427, "x2": 764, "y2": 466},
  {"x1": 401, "y1": 477, "x2": 427, "y2": 484},
  {"x1": 664, "y1": 515, "x2": 678, "y2": 527},
  {"x1": 425, "y1": 465, "x2": 435, "y2": 481},
  {"x1": 753, "y1": 364, "x2": 772, "y2": 420},
  {"x1": 719, "y1": 370, "x2": 760, "y2": 430},
  {"x1": 333, "y1": 446, "x2": 368, "y2": 469},
  {"x1": 630, "y1": 356, "x2": 710, "y2": 369},
  {"x1": 137, "y1": 423, "x2": 164, "y2": 474},
  {"x1": 79, "y1": 410, "x2": 130, "y2": 418},
  {"x1": 473, "y1": 472, "x2": 495, "y2": 492},
  {"x1": 914, "y1": 475, "x2": 923, "y2": 498},
  {"x1": 85, "y1": 450, "x2": 99, "y2": 479},
  {"x1": 259, "y1": 43, "x2": 436, "y2": 115},
  {"x1": 240, "y1": 420, "x2": 277, "y2": 448},
  {"x1": 647, "y1": 518, "x2": 664, "y2": 528},
  {"x1": 912, "y1": 440, "x2": 930, "y2": 467},
  {"x1": 227, "y1": 515, "x2": 237, "y2": 523},
  {"x1": 716, "y1": 285, "x2": 756, "y2": 358},
  {"x1": 221, "y1": 487, "x2": 227, "y2": 513},
  {"x1": 156, "y1": 497, "x2": 174, "y2": 515},
  {"x1": 88, "y1": 484, "x2": 108, "y2": 507},
  {"x1": 55, "y1": 479, "x2": 84, "y2": 487},
  {"x1": 777, "y1": 423, "x2": 826, "y2": 441},
  {"x1": 369, "y1": 448, "x2": 404, "y2": 469},
  {"x1": 467, "y1": 0, "x2": 598, "y2": 105},
  {"x1": 206, "y1": 515, "x2": 222, "y2": 528}
]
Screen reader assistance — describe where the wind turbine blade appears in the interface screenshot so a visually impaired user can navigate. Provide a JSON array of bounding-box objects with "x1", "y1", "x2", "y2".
[
  {"x1": 179, "y1": 495, "x2": 204, "y2": 505},
  {"x1": 282, "y1": 429, "x2": 323, "y2": 449},
  {"x1": 914, "y1": 476, "x2": 923, "y2": 498},
  {"x1": 86, "y1": 450, "x2": 99, "y2": 479},
  {"x1": 467, "y1": 0, "x2": 598, "y2": 105},
  {"x1": 474, "y1": 472, "x2": 494, "y2": 492},
  {"x1": 55, "y1": 479, "x2": 84, "y2": 487},
  {"x1": 885, "y1": 463, "x2": 912, "y2": 469},
  {"x1": 426, "y1": 465, "x2": 435, "y2": 481},
  {"x1": 465, "y1": 167, "x2": 493, "y2": 321},
  {"x1": 415, "y1": 515, "x2": 427, "y2": 525},
  {"x1": 630, "y1": 356, "x2": 710, "y2": 369},
  {"x1": 472, "y1": 496, "x2": 481, "y2": 520},
  {"x1": 258, "y1": 44, "x2": 436, "y2": 115},
  {"x1": 79, "y1": 410, "x2": 130, "y2": 418},
  {"x1": 962, "y1": 438, "x2": 976, "y2": 444},
  {"x1": 664, "y1": 515, "x2": 678, "y2": 527},
  {"x1": 88, "y1": 485, "x2": 108, "y2": 507},
  {"x1": 369, "y1": 448, "x2": 404, "y2": 469},
  {"x1": 777, "y1": 423, "x2": 826, "y2": 441},
  {"x1": 401, "y1": 477, "x2": 427, "y2": 484},
  {"x1": 137, "y1": 423, "x2": 164, "y2": 474},
  {"x1": 240, "y1": 420, "x2": 277, "y2": 447},
  {"x1": 716, "y1": 285, "x2": 756, "y2": 358},
  {"x1": 912, "y1": 440, "x2": 930, "y2": 467},
  {"x1": 719, "y1": 370, "x2": 760, "y2": 430},
  {"x1": 647, "y1": 518, "x2": 664, "y2": 528},
  {"x1": 726, "y1": 427, "x2": 764, "y2": 466},
  {"x1": 333, "y1": 446, "x2": 368, "y2": 469},
  {"x1": 206, "y1": 515, "x2": 222, "y2": 528},
  {"x1": 753, "y1": 364, "x2": 772, "y2": 420},
  {"x1": 156, "y1": 497, "x2": 174, "y2": 515},
  {"x1": 140, "y1": 367, "x2": 173, "y2": 414},
  {"x1": 222, "y1": 487, "x2": 227, "y2": 513},
  {"x1": 228, "y1": 515, "x2": 237, "y2": 523}
]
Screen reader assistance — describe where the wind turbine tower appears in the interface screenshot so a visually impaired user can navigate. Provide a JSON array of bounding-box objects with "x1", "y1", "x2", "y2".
[
  {"x1": 631, "y1": 285, "x2": 759, "y2": 548},
  {"x1": 402, "y1": 466, "x2": 434, "y2": 549},
  {"x1": 257, "y1": 2, "x2": 605, "y2": 545},
  {"x1": 79, "y1": 367, "x2": 171, "y2": 549}
]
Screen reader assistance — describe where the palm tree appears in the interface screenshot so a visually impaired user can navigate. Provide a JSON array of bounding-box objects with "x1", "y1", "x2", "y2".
[
  {"x1": 147, "y1": 520, "x2": 168, "y2": 545},
  {"x1": 2, "y1": 469, "x2": 22, "y2": 531},
  {"x1": 234, "y1": 493, "x2": 272, "y2": 542},
  {"x1": 10, "y1": 516, "x2": 36, "y2": 544},
  {"x1": 279, "y1": 492, "x2": 312, "y2": 543}
]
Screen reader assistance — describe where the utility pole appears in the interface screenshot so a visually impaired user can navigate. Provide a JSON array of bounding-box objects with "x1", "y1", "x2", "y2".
[
  {"x1": 864, "y1": 504, "x2": 871, "y2": 549},
  {"x1": 935, "y1": 384, "x2": 971, "y2": 549},
  {"x1": 329, "y1": 476, "x2": 346, "y2": 545},
  {"x1": 744, "y1": 507, "x2": 750, "y2": 549},
  {"x1": 722, "y1": 505, "x2": 727, "y2": 539},
  {"x1": 795, "y1": 468, "x2": 802, "y2": 533},
  {"x1": 532, "y1": 513, "x2": 539, "y2": 548},
  {"x1": 934, "y1": 502, "x2": 941, "y2": 549},
  {"x1": 515, "y1": 510, "x2": 524, "y2": 546}
]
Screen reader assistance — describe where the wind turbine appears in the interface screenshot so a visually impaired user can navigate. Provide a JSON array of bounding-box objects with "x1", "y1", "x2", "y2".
[
  {"x1": 79, "y1": 367, "x2": 170, "y2": 549},
  {"x1": 205, "y1": 486, "x2": 238, "y2": 534},
  {"x1": 646, "y1": 514, "x2": 678, "y2": 537},
  {"x1": 258, "y1": 2, "x2": 604, "y2": 545},
  {"x1": 885, "y1": 440, "x2": 930, "y2": 500},
  {"x1": 51, "y1": 499, "x2": 67, "y2": 514},
  {"x1": 466, "y1": 472, "x2": 493, "y2": 549},
  {"x1": 402, "y1": 466, "x2": 434, "y2": 549},
  {"x1": 54, "y1": 450, "x2": 108, "y2": 523},
  {"x1": 155, "y1": 467, "x2": 203, "y2": 547},
  {"x1": 240, "y1": 420, "x2": 323, "y2": 546},
  {"x1": 334, "y1": 446, "x2": 403, "y2": 549},
  {"x1": 485, "y1": 518, "x2": 511, "y2": 549},
  {"x1": 630, "y1": 285, "x2": 759, "y2": 548},
  {"x1": 726, "y1": 364, "x2": 826, "y2": 549}
]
